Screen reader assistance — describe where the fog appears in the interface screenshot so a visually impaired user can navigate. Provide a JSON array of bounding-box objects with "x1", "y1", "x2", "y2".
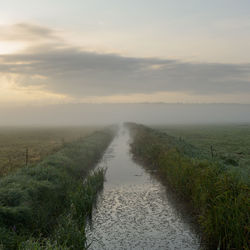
[{"x1": 0, "y1": 103, "x2": 249, "y2": 126}]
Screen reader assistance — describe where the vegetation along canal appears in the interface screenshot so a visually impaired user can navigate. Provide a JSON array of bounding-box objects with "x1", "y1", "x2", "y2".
[{"x1": 86, "y1": 127, "x2": 200, "y2": 249}]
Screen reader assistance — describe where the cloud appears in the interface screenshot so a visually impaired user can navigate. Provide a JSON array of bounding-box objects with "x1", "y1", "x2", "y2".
[
  {"x1": 0, "y1": 23, "x2": 250, "y2": 98},
  {"x1": 0, "y1": 23, "x2": 60, "y2": 42}
]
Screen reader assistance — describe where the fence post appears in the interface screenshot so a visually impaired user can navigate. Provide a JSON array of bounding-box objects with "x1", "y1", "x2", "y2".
[{"x1": 26, "y1": 148, "x2": 29, "y2": 166}]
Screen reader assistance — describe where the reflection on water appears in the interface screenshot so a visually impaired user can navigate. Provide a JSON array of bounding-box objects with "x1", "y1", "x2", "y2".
[{"x1": 86, "y1": 127, "x2": 200, "y2": 250}]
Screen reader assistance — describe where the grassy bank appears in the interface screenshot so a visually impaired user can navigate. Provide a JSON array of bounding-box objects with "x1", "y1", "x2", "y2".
[
  {"x1": 0, "y1": 126, "x2": 99, "y2": 177},
  {"x1": 0, "y1": 128, "x2": 115, "y2": 249},
  {"x1": 19, "y1": 168, "x2": 106, "y2": 250},
  {"x1": 154, "y1": 124, "x2": 250, "y2": 181},
  {"x1": 128, "y1": 123, "x2": 249, "y2": 250}
]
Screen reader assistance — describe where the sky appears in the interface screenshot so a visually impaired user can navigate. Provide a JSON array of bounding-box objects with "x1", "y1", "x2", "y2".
[{"x1": 0, "y1": 0, "x2": 250, "y2": 106}]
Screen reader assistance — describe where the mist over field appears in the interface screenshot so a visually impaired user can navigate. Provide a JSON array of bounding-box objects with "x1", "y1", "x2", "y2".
[
  {"x1": 1, "y1": 1, "x2": 250, "y2": 249},
  {"x1": 1, "y1": 103, "x2": 250, "y2": 126}
]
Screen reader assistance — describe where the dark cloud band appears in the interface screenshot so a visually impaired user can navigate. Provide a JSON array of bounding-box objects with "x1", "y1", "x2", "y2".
[{"x1": 0, "y1": 23, "x2": 250, "y2": 97}]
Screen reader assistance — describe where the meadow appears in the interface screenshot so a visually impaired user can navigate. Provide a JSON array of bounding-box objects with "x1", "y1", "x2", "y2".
[
  {"x1": 154, "y1": 124, "x2": 250, "y2": 182},
  {"x1": 0, "y1": 127, "x2": 115, "y2": 249},
  {"x1": 1, "y1": 123, "x2": 249, "y2": 249},
  {"x1": 128, "y1": 123, "x2": 249, "y2": 249},
  {"x1": 0, "y1": 126, "x2": 99, "y2": 176}
]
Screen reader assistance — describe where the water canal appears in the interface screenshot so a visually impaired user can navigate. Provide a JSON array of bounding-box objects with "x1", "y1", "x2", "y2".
[{"x1": 86, "y1": 127, "x2": 200, "y2": 249}]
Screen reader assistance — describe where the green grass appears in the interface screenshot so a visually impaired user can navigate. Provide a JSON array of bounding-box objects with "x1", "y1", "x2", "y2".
[
  {"x1": 0, "y1": 126, "x2": 99, "y2": 176},
  {"x1": 154, "y1": 124, "x2": 250, "y2": 181},
  {"x1": 19, "y1": 168, "x2": 106, "y2": 250},
  {"x1": 128, "y1": 123, "x2": 249, "y2": 250},
  {"x1": 0, "y1": 128, "x2": 115, "y2": 249}
]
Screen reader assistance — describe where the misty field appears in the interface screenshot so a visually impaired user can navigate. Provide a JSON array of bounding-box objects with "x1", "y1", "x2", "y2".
[
  {"x1": 129, "y1": 123, "x2": 249, "y2": 249},
  {"x1": 0, "y1": 126, "x2": 100, "y2": 177},
  {"x1": 0, "y1": 127, "x2": 115, "y2": 249},
  {"x1": 154, "y1": 124, "x2": 250, "y2": 179},
  {"x1": 0, "y1": 123, "x2": 249, "y2": 249}
]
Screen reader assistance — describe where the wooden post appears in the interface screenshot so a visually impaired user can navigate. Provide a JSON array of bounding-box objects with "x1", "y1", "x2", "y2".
[{"x1": 26, "y1": 148, "x2": 28, "y2": 166}]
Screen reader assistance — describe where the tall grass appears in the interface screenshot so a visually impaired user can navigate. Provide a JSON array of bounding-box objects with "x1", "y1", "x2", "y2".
[
  {"x1": 128, "y1": 123, "x2": 249, "y2": 250},
  {"x1": 0, "y1": 128, "x2": 115, "y2": 249},
  {"x1": 19, "y1": 169, "x2": 106, "y2": 250},
  {"x1": 155, "y1": 124, "x2": 250, "y2": 183}
]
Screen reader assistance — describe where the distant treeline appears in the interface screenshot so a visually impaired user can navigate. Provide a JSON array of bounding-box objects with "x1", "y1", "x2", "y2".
[
  {"x1": 0, "y1": 128, "x2": 116, "y2": 249},
  {"x1": 128, "y1": 123, "x2": 249, "y2": 250}
]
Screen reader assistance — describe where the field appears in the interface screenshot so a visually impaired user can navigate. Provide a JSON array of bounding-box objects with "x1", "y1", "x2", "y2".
[
  {"x1": 1, "y1": 123, "x2": 249, "y2": 249},
  {"x1": 0, "y1": 127, "x2": 115, "y2": 249},
  {"x1": 129, "y1": 123, "x2": 249, "y2": 249},
  {"x1": 0, "y1": 126, "x2": 100, "y2": 176},
  {"x1": 154, "y1": 124, "x2": 250, "y2": 181}
]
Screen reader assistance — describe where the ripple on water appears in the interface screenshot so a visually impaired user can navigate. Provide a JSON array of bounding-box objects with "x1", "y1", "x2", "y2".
[{"x1": 86, "y1": 129, "x2": 200, "y2": 250}]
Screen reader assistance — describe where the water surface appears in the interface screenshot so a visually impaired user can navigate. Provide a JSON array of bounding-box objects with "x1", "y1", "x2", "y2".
[{"x1": 86, "y1": 127, "x2": 200, "y2": 249}]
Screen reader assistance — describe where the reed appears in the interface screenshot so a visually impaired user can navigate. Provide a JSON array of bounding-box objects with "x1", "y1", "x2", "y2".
[
  {"x1": 128, "y1": 123, "x2": 249, "y2": 250},
  {"x1": 19, "y1": 169, "x2": 106, "y2": 250},
  {"x1": 0, "y1": 128, "x2": 115, "y2": 249}
]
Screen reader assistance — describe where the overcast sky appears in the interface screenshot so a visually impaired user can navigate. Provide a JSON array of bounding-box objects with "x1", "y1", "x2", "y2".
[{"x1": 0, "y1": 0, "x2": 250, "y2": 106}]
